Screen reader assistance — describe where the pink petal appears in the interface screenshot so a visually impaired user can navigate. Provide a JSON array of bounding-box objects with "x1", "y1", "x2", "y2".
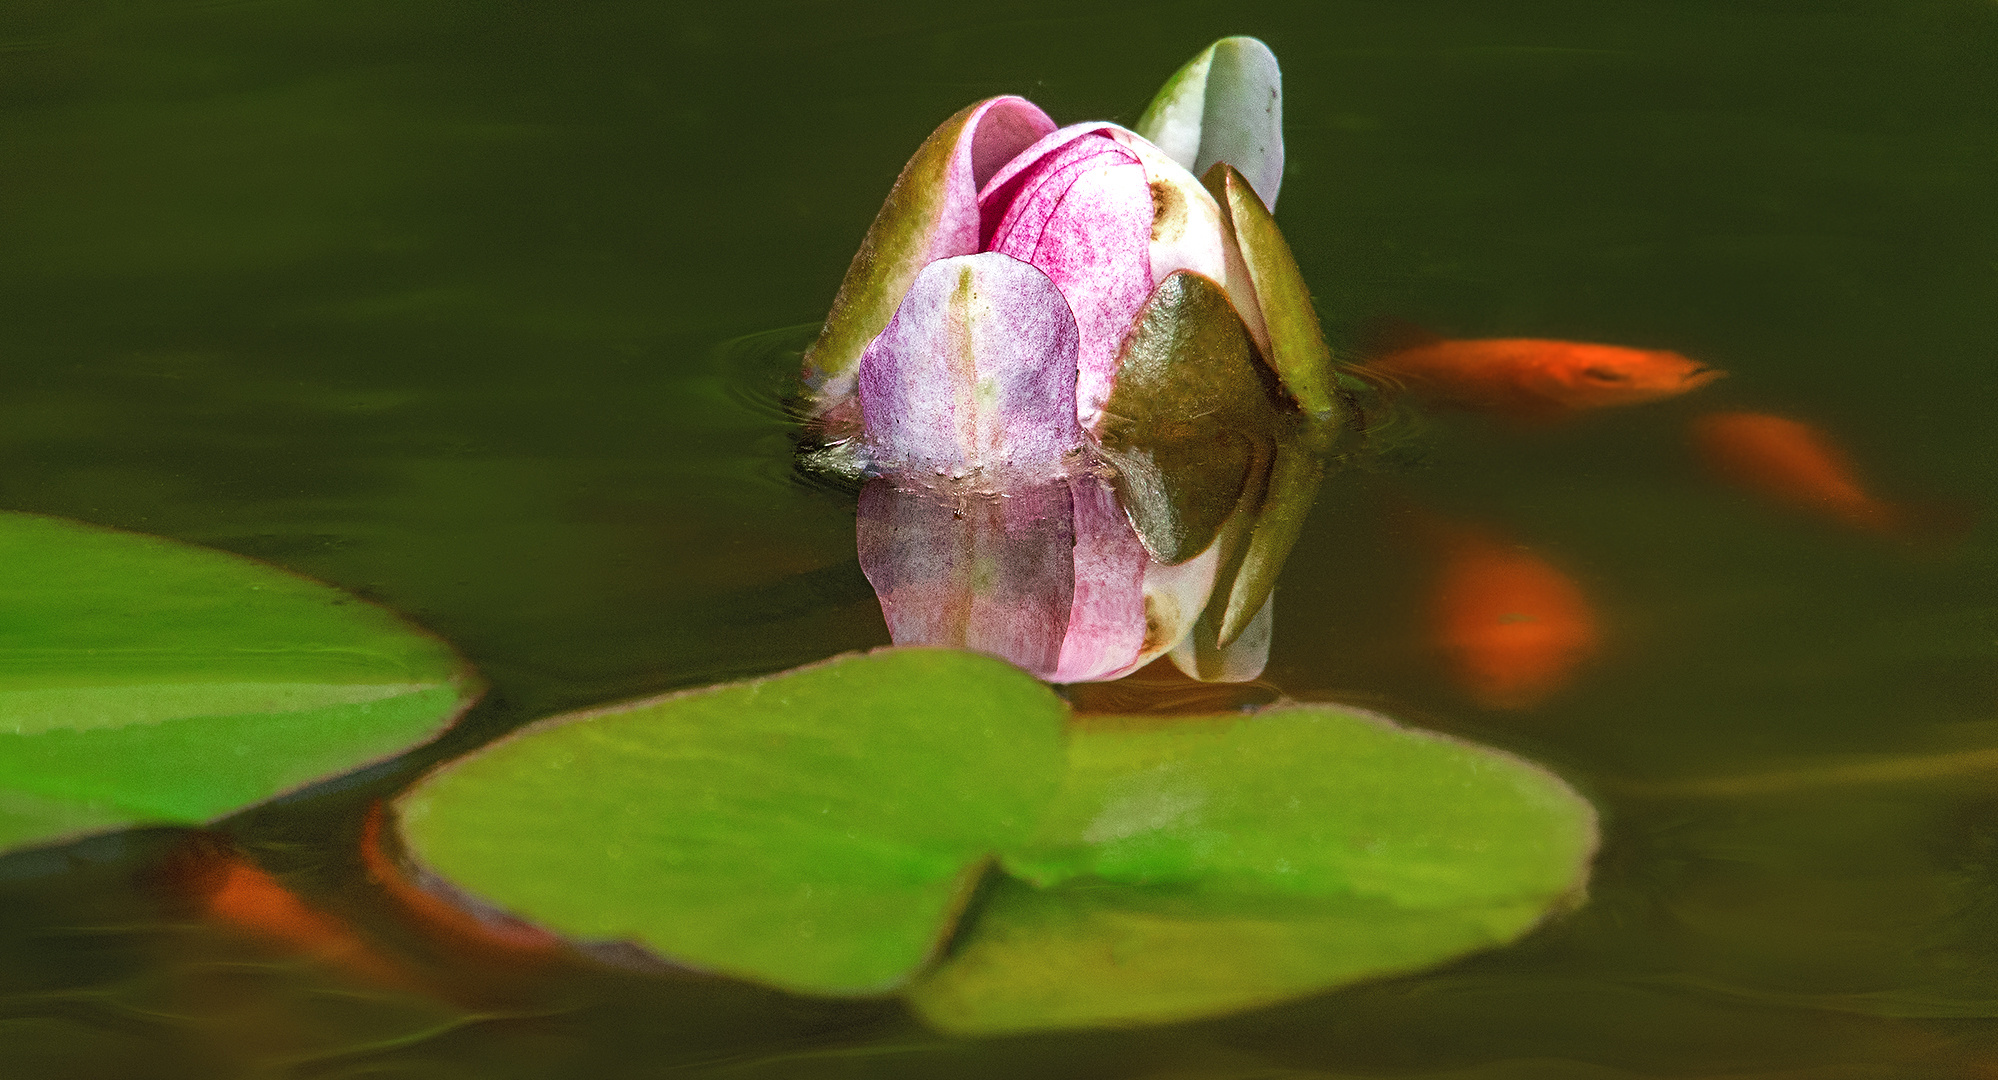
[
  {"x1": 1103, "y1": 129, "x2": 1271, "y2": 360},
  {"x1": 857, "y1": 481, "x2": 1075, "y2": 680},
  {"x1": 936, "y1": 97, "x2": 1065, "y2": 259},
  {"x1": 1051, "y1": 475, "x2": 1151, "y2": 682},
  {"x1": 978, "y1": 125, "x2": 1155, "y2": 426},
  {"x1": 856, "y1": 252, "x2": 1082, "y2": 480},
  {"x1": 800, "y1": 96, "x2": 1055, "y2": 409}
]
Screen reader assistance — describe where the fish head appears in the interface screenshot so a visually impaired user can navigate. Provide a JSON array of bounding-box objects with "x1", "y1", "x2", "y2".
[{"x1": 1526, "y1": 346, "x2": 1725, "y2": 409}]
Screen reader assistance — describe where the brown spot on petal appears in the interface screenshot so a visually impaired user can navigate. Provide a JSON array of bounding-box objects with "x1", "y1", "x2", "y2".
[
  {"x1": 1142, "y1": 591, "x2": 1181, "y2": 653},
  {"x1": 1149, "y1": 179, "x2": 1185, "y2": 244}
]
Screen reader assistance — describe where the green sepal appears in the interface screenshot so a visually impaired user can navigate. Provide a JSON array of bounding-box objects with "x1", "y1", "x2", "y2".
[
  {"x1": 1203, "y1": 161, "x2": 1338, "y2": 422},
  {"x1": 1094, "y1": 271, "x2": 1286, "y2": 565},
  {"x1": 801, "y1": 98, "x2": 1052, "y2": 411},
  {"x1": 1215, "y1": 438, "x2": 1325, "y2": 646}
]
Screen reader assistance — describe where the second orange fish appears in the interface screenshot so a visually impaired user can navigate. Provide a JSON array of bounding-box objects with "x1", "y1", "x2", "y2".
[{"x1": 1690, "y1": 411, "x2": 1908, "y2": 535}]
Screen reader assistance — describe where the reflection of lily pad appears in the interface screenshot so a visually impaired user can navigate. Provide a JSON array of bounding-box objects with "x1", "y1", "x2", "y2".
[
  {"x1": 909, "y1": 705, "x2": 1598, "y2": 1033},
  {"x1": 0, "y1": 512, "x2": 476, "y2": 853},
  {"x1": 394, "y1": 649, "x2": 1068, "y2": 995}
]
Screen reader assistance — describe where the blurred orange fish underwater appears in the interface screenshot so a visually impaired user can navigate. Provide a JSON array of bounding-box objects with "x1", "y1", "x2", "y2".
[
  {"x1": 1689, "y1": 410, "x2": 1967, "y2": 539},
  {"x1": 1422, "y1": 520, "x2": 1601, "y2": 710},
  {"x1": 1361, "y1": 322, "x2": 1724, "y2": 419},
  {"x1": 175, "y1": 837, "x2": 420, "y2": 991}
]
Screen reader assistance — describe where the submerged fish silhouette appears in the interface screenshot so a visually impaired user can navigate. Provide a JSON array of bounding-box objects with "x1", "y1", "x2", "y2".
[
  {"x1": 1422, "y1": 518, "x2": 1601, "y2": 710},
  {"x1": 176, "y1": 837, "x2": 419, "y2": 990},
  {"x1": 1689, "y1": 410, "x2": 1966, "y2": 539}
]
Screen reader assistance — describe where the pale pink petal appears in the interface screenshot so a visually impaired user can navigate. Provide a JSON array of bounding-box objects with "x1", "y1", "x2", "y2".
[
  {"x1": 856, "y1": 481, "x2": 1075, "y2": 680},
  {"x1": 1136, "y1": 540, "x2": 1222, "y2": 667},
  {"x1": 856, "y1": 252, "x2": 1082, "y2": 480},
  {"x1": 1050, "y1": 475, "x2": 1150, "y2": 682},
  {"x1": 979, "y1": 127, "x2": 1155, "y2": 427},
  {"x1": 801, "y1": 97, "x2": 1055, "y2": 408},
  {"x1": 1104, "y1": 129, "x2": 1271, "y2": 360}
]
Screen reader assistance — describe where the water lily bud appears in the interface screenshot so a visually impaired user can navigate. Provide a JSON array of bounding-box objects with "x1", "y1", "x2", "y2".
[{"x1": 808, "y1": 38, "x2": 1335, "y2": 683}]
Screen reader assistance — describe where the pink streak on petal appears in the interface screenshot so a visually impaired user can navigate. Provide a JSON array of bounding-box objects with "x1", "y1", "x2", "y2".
[
  {"x1": 857, "y1": 481, "x2": 1075, "y2": 680},
  {"x1": 983, "y1": 134, "x2": 1154, "y2": 427},
  {"x1": 857, "y1": 252, "x2": 1082, "y2": 478},
  {"x1": 920, "y1": 97, "x2": 1058, "y2": 266},
  {"x1": 1051, "y1": 474, "x2": 1150, "y2": 682},
  {"x1": 976, "y1": 121, "x2": 1122, "y2": 237}
]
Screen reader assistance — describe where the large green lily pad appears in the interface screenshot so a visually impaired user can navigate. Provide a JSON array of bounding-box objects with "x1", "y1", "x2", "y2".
[
  {"x1": 907, "y1": 705, "x2": 1598, "y2": 1033},
  {"x1": 392, "y1": 655, "x2": 1594, "y2": 1030},
  {"x1": 393, "y1": 648, "x2": 1069, "y2": 995},
  {"x1": 0, "y1": 511, "x2": 476, "y2": 853}
]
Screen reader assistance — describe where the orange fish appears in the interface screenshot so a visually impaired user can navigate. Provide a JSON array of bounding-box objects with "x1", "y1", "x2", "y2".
[
  {"x1": 1363, "y1": 323, "x2": 1723, "y2": 419},
  {"x1": 187, "y1": 841, "x2": 419, "y2": 990},
  {"x1": 1690, "y1": 411, "x2": 1906, "y2": 534},
  {"x1": 1426, "y1": 523, "x2": 1600, "y2": 709}
]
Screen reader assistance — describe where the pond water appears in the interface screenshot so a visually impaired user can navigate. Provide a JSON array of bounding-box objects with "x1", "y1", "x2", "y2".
[{"x1": 4, "y1": 0, "x2": 1997, "y2": 1075}]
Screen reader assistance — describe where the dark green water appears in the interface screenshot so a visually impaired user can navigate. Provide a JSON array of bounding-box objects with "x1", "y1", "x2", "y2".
[{"x1": 4, "y1": 1, "x2": 1997, "y2": 1075}]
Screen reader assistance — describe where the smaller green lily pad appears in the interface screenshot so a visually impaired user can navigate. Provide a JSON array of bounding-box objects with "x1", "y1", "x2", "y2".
[
  {"x1": 394, "y1": 649, "x2": 1069, "y2": 996},
  {"x1": 0, "y1": 512, "x2": 476, "y2": 853},
  {"x1": 906, "y1": 705, "x2": 1597, "y2": 1033}
]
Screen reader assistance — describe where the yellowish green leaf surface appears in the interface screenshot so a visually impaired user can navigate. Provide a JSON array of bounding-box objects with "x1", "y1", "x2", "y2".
[
  {"x1": 0, "y1": 512, "x2": 475, "y2": 852},
  {"x1": 907, "y1": 705, "x2": 1598, "y2": 1033},
  {"x1": 394, "y1": 649, "x2": 1069, "y2": 996}
]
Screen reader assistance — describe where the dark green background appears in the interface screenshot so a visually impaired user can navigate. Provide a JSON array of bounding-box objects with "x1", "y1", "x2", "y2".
[{"x1": 3, "y1": 0, "x2": 1997, "y2": 1075}]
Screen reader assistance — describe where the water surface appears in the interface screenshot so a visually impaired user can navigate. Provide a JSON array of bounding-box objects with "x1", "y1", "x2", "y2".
[{"x1": 2, "y1": 1, "x2": 1996, "y2": 1075}]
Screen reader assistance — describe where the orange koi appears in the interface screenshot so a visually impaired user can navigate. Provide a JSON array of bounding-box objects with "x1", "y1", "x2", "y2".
[
  {"x1": 191, "y1": 842, "x2": 418, "y2": 990},
  {"x1": 1426, "y1": 523, "x2": 1600, "y2": 709},
  {"x1": 1363, "y1": 323, "x2": 1723, "y2": 418},
  {"x1": 1690, "y1": 411, "x2": 1906, "y2": 535}
]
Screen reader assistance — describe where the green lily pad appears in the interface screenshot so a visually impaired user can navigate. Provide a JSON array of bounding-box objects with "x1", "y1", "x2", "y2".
[
  {"x1": 906, "y1": 705, "x2": 1598, "y2": 1033},
  {"x1": 0, "y1": 511, "x2": 475, "y2": 853},
  {"x1": 393, "y1": 648, "x2": 1069, "y2": 996}
]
